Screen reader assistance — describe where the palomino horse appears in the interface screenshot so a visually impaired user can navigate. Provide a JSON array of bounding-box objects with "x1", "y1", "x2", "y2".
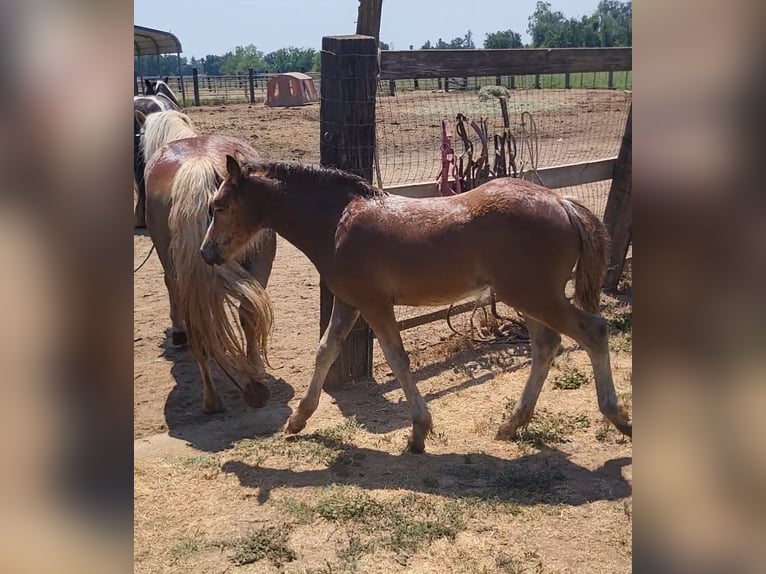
[
  {"x1": 134, "y1": 79, "x2": 182, "y2": 227},
  {"x1": 201, "y1": 157, "x2": 632, "y2": 453},
  {"x1": 138, "y1": 110, "x2": 277, "y2": 413}
]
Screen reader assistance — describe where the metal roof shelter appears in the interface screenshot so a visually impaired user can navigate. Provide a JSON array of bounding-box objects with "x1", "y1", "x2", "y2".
[{"x1": 134, "y1": 25, "x2": 186, "y2": 105}]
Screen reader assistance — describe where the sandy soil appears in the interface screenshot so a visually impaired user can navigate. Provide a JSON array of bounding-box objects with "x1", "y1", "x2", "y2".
[{"x1": 134, "y1": 93, "x2": 632, "y2": 573}]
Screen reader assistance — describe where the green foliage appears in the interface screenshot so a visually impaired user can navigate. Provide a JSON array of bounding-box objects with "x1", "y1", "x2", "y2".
[
  {"x1": 551, "y1": 366, "x2": 590, "y2": 390},
  {"x1": 421, "y1": 30, "x2": 475, "y2": 49},
  {"x1": 528, "y1": 0, "x2": 631, "y2": 48},
  {"x1": 228, "y1": 525, "x2": 296, "y2": 567},
  {"x1": 484, "y1": 29, "x2": 523, "y2": 49}
]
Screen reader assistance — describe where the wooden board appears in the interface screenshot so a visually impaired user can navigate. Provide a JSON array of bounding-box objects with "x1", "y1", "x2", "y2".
[{"x1": 380, "y1": 47, "x2": 632, "y2": 80}]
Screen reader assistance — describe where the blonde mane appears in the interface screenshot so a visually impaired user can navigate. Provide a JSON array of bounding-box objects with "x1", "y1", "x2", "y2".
[{"x1": 141, "y1": 110, "x2": 197, "y2": 161}]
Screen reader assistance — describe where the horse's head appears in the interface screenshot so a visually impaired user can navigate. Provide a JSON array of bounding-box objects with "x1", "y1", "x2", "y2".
[{"x1": 201, "y1": 155, "x2": 271, "y2": 266}]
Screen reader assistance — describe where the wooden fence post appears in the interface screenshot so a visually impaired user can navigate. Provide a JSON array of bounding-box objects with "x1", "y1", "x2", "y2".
[
  {"x1": 509, "y1": 75, "x2": 515, "y2": 89},
  {"x1": 565, "y1": 72, "x2": 571, "y2": 89},
  {"x1": 192, "y1": 68, "x2": 201, "y2": 106},
  {"x1": 319, "y1": 35, "x2": 377, "y2": 388},
  {"x1": 248, "y1": 68, "x2": 256, "y2": 103},
  {"x1": 388, "y1": 80, "x2": 396, "y2": 96},
  {"x1": 534, "y1": 73, "x2": 541, "y2": 89},
  {"x1": 608, "y1": 70, "x2": 614, "y2": 89},
  {"x1": 603, "y1": 103, "x2": 632, "y2": 289},
  {"x1": 413, "y1": 78, "x2": 419, "y2": 90},
  {"x1": 495, "y1": 76, "x2": 501, "y2": 86}
]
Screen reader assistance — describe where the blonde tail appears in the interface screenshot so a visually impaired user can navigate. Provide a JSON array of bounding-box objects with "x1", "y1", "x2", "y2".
[{"x1": 169, "y1": 156, "x2": 273, "y2": 381}]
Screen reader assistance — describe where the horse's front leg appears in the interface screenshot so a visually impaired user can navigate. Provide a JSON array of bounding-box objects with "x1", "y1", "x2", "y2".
[
  {"x1": 364, "y1": 305, "x2": 432, "y2": 453},
  {"x1": 286, "y1": 296, "x2": 359, "y2": 434}
]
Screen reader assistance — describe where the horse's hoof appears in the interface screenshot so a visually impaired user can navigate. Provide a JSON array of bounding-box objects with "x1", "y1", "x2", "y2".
[
  {"x1": 243, "y1": 381, "x2": 270, "y2": 408},
  {"x1": 495, "y1": 424, "x2": 517, "y2": 441},
  {"x1": 407, "y1": 438, "x2": 426, "y2": 454},
  {"x1": 286, "y1": 416, "x2": 305, "y2": 435}
]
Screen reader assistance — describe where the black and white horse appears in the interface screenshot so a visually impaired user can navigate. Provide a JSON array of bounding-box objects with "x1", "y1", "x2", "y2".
[{"x1": 134, "y1": 78, "x2": 182, "y2": 227}]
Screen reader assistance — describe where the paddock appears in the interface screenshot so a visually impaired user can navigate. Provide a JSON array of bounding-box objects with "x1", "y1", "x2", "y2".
[{"x1": 134, "y1": 90, "x2": 632, "y2": 572}]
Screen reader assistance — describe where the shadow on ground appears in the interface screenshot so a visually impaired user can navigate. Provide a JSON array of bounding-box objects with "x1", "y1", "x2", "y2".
[
  {"x1": 222, "y1": 435, "x2": 631, "y2": 507},
  {"x1": 160, "y1": 329, "x2": 295, "y2": 452},
  {"x1": 324, "y1": 339, "x2": 535, "y2": 435}
]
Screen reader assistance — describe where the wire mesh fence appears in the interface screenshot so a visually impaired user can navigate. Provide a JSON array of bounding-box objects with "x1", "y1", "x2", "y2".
[{"x1": 375, "y1": 73, "x2": 632, "y2": 192}]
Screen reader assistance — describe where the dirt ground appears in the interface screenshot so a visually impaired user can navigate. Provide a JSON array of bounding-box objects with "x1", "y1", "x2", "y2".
[{"x1": 134, "y1": 93, "x2": 632, "y2": 573}]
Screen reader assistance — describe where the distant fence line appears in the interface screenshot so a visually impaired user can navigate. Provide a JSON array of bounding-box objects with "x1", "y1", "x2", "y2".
[{"x1": 135, "y1": 68, "x2": 632, "y2": 107}]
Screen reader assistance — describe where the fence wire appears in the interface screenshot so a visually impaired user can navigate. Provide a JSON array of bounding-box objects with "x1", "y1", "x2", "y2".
[{"x1": 375, "y1": 74, "x2": 631, "y2": 197}]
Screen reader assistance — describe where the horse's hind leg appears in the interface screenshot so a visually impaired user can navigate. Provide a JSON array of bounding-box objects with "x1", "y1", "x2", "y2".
[
  {"x1": 163, "y1": 272, "x2": 187, "y2": 346},
  {"x1": 496, "y1": 317, "x2": 561, "y2": 440},
  {"x1": 531, "y1": 298, "x2": 632, "y2": 438},
  {"x1": 364, "y1": 306, "x2": 432, "y2": 454},
  {"x1": 286, "y1": 297, "x2": 360, "y2": 434},
  {"x1": 191, "y1": 348, "x2": 224, "y2": 414}
]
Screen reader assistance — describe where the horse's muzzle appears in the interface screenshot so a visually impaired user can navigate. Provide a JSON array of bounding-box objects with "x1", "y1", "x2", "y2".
[{"x1": 200, "y1": 241, "x2": 223, "y2": 265}]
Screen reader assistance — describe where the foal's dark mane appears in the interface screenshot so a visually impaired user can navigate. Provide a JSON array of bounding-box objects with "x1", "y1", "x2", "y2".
[{"x1": 247, "y1": 162, "x2": 387, "y2": 200}]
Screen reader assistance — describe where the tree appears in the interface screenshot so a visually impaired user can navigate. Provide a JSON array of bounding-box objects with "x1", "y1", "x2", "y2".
[
  {"x1": 526, "y1": 0, "x2": 631, "y2": 48},
  {"x1": 220, "y1": 44, "x2": 265, "y2": 74},
  {"x1": 527, "y1": 1, "x2": 566, "y2": 48},
  {"x1": 379, "y1": 41, "x2": 391, "y2": 50},
  {"x1": 421, "y1": 30, "x2": 475, "y2": 50},
  {"x1": 483, "y1": 29, "x2": 523, "y2": 49}
]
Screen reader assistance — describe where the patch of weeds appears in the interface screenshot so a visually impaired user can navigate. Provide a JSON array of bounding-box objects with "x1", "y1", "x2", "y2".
[
  {"x1": 273, "y1": 496, "x2": 315, "y2": 524},
  {"x1": 609, "y1": 311, "x2": 632, "y2": 334},
  {"x1": 169, "y1": 537, "x2": 203, "y2": 564},
  {"x1": 551, "y1": 366, "x2": 589, "y2": 390},
  {"x1": 178, "y1": 455, "x2": 219, "y2": 469},
  {"x1": 336, "y1": 534, "x2": 371, "y2": 573},
  {"x1": 514, "y1": 409, "x2": 590, "y2": 445},
  {"x1": 309, "y1": 417, "x2": 363, "y2": 443},
  {"x1": 227, "y1": 524, "x2": 296, "y2": 567},
  {"x1": 611, "y1": 331, "x2": 632, "y2": 353},
  {"x1": 387, "y1": 518, "x2": 458, "y2": 553},
  {"x1": 314, "y1": 486, "x2": 386, "y2": 523},
  {"x1": 232, "y1": 437, "x2": 270, "y2": 466},
  {"x1": 296, "y1": 487, "x2": 467, "y2": 555}
]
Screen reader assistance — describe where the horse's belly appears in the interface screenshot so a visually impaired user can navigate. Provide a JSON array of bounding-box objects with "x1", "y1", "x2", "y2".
[
  {"x1": 387, "y1": 270, "x2": 488, "y2": 307},
  {"x1": 393, "y1": 286, "x2": 487, "y2": 307}
]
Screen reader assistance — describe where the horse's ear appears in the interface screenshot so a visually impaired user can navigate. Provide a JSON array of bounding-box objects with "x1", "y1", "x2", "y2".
[
  {"x1": 144, "y1": 79, "x2": 152, "y2": 90},
  {"x1": 226, "y1": 154, "x2": 242, "y2": 182},
  {"x1": 163, "y1": 76, "x2": 169, "y2": 84},
  {"x1": 134, "y1": 110, "x2": 147, "y2": 127}
]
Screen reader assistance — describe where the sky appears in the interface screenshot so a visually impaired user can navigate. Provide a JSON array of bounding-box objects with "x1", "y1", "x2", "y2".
[{"x1": 134, "y1": 0, "x2": 602, "y2": 59}]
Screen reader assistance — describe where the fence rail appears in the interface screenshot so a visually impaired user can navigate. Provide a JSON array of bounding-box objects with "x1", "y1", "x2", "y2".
[{"x1": 136, "y1": 68, "x2": 631, "y2": 108}]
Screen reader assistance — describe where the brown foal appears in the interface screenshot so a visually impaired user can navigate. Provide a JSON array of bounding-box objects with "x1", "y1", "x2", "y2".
[{"x1": 201, "y1": 155, "x2": 631, "y2": 453}]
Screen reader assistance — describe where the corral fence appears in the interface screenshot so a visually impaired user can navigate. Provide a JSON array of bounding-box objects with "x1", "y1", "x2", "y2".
[
  {"x1": 319, "y1": 37, "x2": 632, "y2": 387},
  {"x1": 134, "y1": 71, "x2": 322, "y2": 106}
]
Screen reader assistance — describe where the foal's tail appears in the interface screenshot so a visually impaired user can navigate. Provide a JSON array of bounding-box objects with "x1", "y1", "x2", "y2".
[
  {"x1": 559, "y1": 197, "x2": 610, "y2": 314},
  {"x1": 169, "y1": 156, "x2": 273, "y2": 380}
]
